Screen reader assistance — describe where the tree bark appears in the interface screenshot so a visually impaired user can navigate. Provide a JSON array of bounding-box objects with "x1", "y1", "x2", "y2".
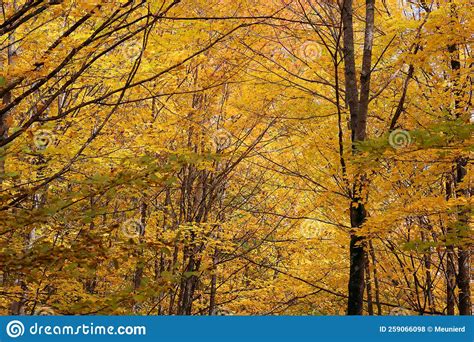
[
  {"x1": 209, "y1": 248, "x2": 218, "y2": 315},
  {"x1": 348, "y1": 200, "x2": 366, "y2": 315},
  {"x1": 455, "y1": 158, "x2": 471, "y2": 315},
  {"x1": 365, "y1": 253, "x2": 374, "y2": 315},
  {"x1": 368, "y1": 241, "x2": 382, "y2": 315},
  {"x1": 342, "y1": 0, "x2": 375, "y2": 315},
  {"x1": 447, "y1": 1, "x2": 471, "y2": 313},
  {"x1": 133, "y1": 201, "x2": 147, "y2": 291},
  {"x1": 445, "y1": 176, "x2": 457, "y2": 315},
  {"x1": 341, "y1": 0, "x2": 359, "y2": 143}
]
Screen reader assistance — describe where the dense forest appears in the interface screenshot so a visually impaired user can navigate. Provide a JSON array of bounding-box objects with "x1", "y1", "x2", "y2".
[{"x1": 0, "y1": 0, "x2": 472, "y2": 316}]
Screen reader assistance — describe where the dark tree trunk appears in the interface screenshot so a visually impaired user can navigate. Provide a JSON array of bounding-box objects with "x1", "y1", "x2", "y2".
[
  {"x1": 365, "y1": 252, "x2": 373, "y2": 315},
  {"x1": 209, "y1": 248, "x2": 218, "y2": 315},
  {"x1": 455, "y1": 158, "x2": 471, "y2": 315},
  {"x1": 133, "y1": 201, "x2": 147, "y2": 291},
  {"x1": 457, "y1": 246, "x2": 471, "y2": 315},
  {"x1": 348, "y1": 201, "x2": 366, "y2": 315},
  {"x1": 445, "y1": 176, "x2": 457, "y2": 315},
  {"x1": 368, "y1": 240, "x2": 382, "y2": 315},
  {"x1": 177, "y1": 251, "x2": 200, "y2": 315},
  {"x1": 421, "y1": 231, "x2": 435, "y2": 314},
  {"x1": 342, "y1": 0, "x2": 374, "y2": 315},
  {"x1": 447, "y1": 4, "x2": 471, "y2": 313},
  {"x1": 446, "y1": 248, "x2": 457, "y2": 315},
  {"x1": 341, "y1": 0, "x2": 359, "y2": 142}
]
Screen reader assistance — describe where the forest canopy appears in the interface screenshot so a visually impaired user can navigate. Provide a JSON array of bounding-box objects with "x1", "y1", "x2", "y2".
[{"x1": 0, "y1": 0, "x2": 472, "y2": 316}]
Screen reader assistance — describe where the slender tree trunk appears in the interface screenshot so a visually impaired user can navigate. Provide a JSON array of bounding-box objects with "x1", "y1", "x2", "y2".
[
  {"x1": 342, "y1": 0, "x2": 375, "y2": 315},
  {"x1": 457, "y1": 245, "x2": 470, "y2": 315},
  {"x1": 348, "y1": 200, "x2": 366, "y2": 315},
  {"x1": 177, "y1": 250, "x2": 200, "y2": 315},
  {"x1": 167, "y1": 245, "x2": 179, "y2": 315},
  {"x1": 155, "y1": 189, "x2": 171, "y2": 314},
  {"x1": 368, "y1": 241, "x2": 382, "y2": 315},
  {"x1": 447, "y1": 2, "x2": 471, "y2": 313},
  {"x1": 341, "y1": 0, "x2": 359, "y2": 142},
  {"x1": 133, "y1": 201, "x2": 147, "y2": 291},
  {"x1": 445, "y1": 177, "x2": 457, "y2": 315},
  {"x1": 365, "y1": 253, "x2": 374, "y2": 315},
  {"x1": 455, "y1": 158, "x2": 471, "y2": 315},
  {"x1": 342, "y1": 0, "x2": 363, "y2": 315},
  {"x1": 2, "y1": 0, "x2": 18, "y2": 314},
  {"x1": 357, "y1": 0, "x2": 375, "y2": 140},
  {"x1": 209, "y1": 248, "x2": 218, "y2": 315},
  {"x1": 420, "y1": 231, "x2": 435, "y2": 314}
]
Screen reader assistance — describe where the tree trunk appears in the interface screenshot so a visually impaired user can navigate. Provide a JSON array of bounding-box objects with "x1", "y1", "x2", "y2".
[
  {"x1": 368, "y1": 240, "x2": 382, "y2": 315},
  {"x1": 133, "y1": 201, "x2": 147, "y2": 291},
  {"x1": 209, "y1": 248, "x2": 218, "y2": 315},
  {"x1": 342, "y1": 0, "x2": 375, "y2": 315},
  {"x1": 348, "y1": 200, "x2": 366, "y2": 315},
  {"x1": 445, "y1": 176, "x2": 457, "y2": 315},
  {"x1": 447, "y1": 2, "x2": 471, "y2": 313},
  {"x1": 365, "y1": 253, "x2": 374, "y2": 315},
  {"x1": 457, "y1": 245, "x2": 471, "y2": 315},
  {"x1": 455, "y1": 158, "x2": 471, "y2": 315}
]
